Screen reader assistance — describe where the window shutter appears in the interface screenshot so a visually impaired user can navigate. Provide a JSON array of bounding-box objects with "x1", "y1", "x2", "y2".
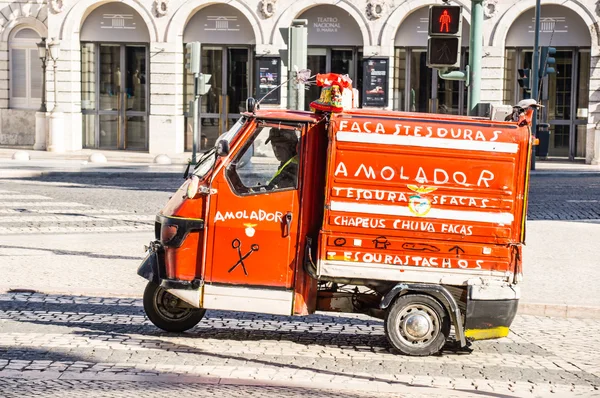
[
  {"x1": 30, "y1": 49, "x2": 42, "y2": 99},
  {"x1": 11, "y1": 49, "x2": 27, "y2": 98}
]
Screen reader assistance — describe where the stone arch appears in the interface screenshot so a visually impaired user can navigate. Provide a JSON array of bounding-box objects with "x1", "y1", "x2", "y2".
[
  {"x1": 271, "y1": 0, "x2": 371, "y2": 47},
  {"x1": 59, "y1": 0, "x2": 158, "y2": 45},
  {"x1": 166, "y1": 0, "x2": 262, "y2": 44},
  {"x1": 1, "y1": 17, "x2": 47, "y2": 42},
  {"x1": 490, "y1": 0, "x2": 598, "y2": 48},
  {"x1": 380, "y1": 0, "x2": 471, "y2": 47}
]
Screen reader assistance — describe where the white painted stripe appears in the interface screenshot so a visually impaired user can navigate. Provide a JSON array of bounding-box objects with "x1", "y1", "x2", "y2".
[
  {"x1": 0, "y1": 190, "x2": 18, "y2": 194},
  {"x1": 0, "y1": 202, "x2": 90, "y2": 207},
  {"x1": 330, "y1": 201, "x2": 514, "y2": 224},
  {"x1": 0, "y1": 225, "x2": 154, "y2": 234},
  {"x1": 0, "y1": 208, "x2": 130, "y2": 215},
  {"x1": 0, "y1": 194, "x2": 52, "y2": 200},
  {"x1": 336, "y1": 131, "x2": 519, "y2": 154},
  {"x1": 0, "y1": 215, "x2": 154, "y2": 223},
  {"x1": 319, "y1": 260, "x2": 511, "y2": 285}
]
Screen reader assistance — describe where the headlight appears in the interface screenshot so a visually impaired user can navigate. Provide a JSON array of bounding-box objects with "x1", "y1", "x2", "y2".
[{"x1": 187, "y1": 175, "x2": 200, "y2": 198}]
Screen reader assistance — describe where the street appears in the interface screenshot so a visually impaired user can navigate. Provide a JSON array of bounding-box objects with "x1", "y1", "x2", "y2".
[{"x1": 0, "y1": 172, "x2": 599, "y2": 396}]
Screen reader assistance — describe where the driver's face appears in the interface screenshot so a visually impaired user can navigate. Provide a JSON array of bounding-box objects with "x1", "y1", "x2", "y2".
[{"x1": 272, "y1": 142, "x2": 291, "y2": 162}]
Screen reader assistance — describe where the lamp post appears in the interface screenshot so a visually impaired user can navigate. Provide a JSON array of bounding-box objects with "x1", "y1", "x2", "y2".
[
  {"x1": 47, "y1": 39, "x2": 61, "y2": 113},
  {"x1": 46, "y1": 38, "x2": 64, "y2": 152},
  {"x1": 36, "y1": 37, "x2": 47, "y2": 113},
  {"x1": 33, "y1": 37, "x2": 48, "y2": 150}
]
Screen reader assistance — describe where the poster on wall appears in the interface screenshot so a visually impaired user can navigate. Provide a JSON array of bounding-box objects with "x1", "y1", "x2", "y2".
[
  {"x1": 362, "y1": 58, "x2": 389, "y2": 108},
  {"x1": 256, "y1": 57, "x2": 281, "y2": 105}
]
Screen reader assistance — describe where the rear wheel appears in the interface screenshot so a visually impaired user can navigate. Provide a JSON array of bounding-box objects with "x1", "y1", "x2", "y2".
[
  {"x1": 143, "y1": 281, "x2": 205, "y2": 332},
  {"x1": 384, "y1": 293, "x2": 450, "y2": 356}
]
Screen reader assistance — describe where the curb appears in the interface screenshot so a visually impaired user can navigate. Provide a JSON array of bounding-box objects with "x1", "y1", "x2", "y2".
[
  {"x1": 530, "y1": 170, "x2": 600, "y2": 176},
  {"x1": 3, "y1": 288, "x2": 600, "y2": 320},
  {"x1": 518, "y1": 302, "x2": 600, "y2": 319}
]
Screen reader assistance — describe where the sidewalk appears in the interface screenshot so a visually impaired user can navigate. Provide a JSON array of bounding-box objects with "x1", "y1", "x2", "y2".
[{"x1": 0, "y1": 147, "x2": 190, "y2": 178}]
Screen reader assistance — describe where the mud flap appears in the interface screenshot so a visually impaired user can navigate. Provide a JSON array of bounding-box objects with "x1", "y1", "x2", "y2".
[
  {"x1": 137, "y1": 250, "x2": 161, "y2": 284},
  {"x1": 464, "y1": 299, "x2": 519, "y2": 340}
]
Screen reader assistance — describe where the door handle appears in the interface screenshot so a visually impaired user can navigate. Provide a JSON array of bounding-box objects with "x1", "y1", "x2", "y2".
[{"x1": 283, "y1": 212, "x2": 293, "y2": 238}]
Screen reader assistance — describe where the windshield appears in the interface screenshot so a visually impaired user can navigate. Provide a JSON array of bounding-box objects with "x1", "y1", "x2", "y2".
[{"x1": 193, "y1": 117, "x2": 247, "y2": 179}]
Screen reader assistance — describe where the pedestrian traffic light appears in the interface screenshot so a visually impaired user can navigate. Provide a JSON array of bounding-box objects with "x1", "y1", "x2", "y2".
[
  {"x1": 427, "y1": 5, "x2": 462, "y2": 68},
  {"x1": 517, "y1": 68, "x2": 531, "y2": 99},
  {"x1": 539, "y1": 46, "x2": 557, "y2": 76},
  {"x1": 429, "y1": 6, "x2": 461, "y2": 35},
  {"x1": 185, "y1": 42, "x2": 201, "y2": 75},
  {"x1": 196, "y1": 73, "x2": 212, "y2": 96}
]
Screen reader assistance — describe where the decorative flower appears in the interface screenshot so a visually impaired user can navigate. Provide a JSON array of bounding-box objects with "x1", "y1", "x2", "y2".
[
  {"x1": 483, "y1": 0, "x2": 498, "y2": 19},
  {"x1": 49, "y1": 0, "x2": 64, "y2": 14},
  {"x1": 155, "y1": 0, "x2": 169, "y2": 17},
  {"x1": 367, "y1": 0, "x2": 385, "y2": 20},
  {"x1": 259, "y1": 0, "x2": 277, "y2": 19}
]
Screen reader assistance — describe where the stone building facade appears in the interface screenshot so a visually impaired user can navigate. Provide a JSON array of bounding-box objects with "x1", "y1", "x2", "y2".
[{"x1": 0, "y1": 0, "x2": 598, "y2": 162}]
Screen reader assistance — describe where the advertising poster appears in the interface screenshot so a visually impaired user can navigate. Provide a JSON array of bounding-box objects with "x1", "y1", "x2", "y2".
[
  {"x1": 257, "y1": 57, "x2": 281, "y2": 105},
  {"x1": 362, "y1": 58, "x2": 389, "y2": 108}
]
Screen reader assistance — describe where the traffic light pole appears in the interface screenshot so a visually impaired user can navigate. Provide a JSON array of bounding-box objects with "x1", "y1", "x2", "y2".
[
  {"x1": 191, "y1": 74, "x2": 200, "y2": 165},
  {"x1": 530, "y1": 0, "x2": 542, "y2": 171},
  {"x1": 466, "y1": 0, "x2": 483, "y2": 116},
  {"x1": 436, "y1": 0, "x2": 483, "y2": 116},
  {"x1": 286, "y1": 20, "x2": 308, "y2": 111}
]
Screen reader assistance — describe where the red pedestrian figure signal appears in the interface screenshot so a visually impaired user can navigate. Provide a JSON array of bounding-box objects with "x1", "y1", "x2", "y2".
[
  {"x1": 427, "y1": 5, "x2": 462, "y2": 68},
  {"x1": 429, "y1": 6, "x2": 461, "y2": 35},
  {"x1": 439, "y1": 10, "x2": 451, "y2": 32}
]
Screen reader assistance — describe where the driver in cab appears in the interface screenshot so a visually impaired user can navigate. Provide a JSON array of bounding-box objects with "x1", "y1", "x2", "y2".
[{"x1": 265, "y1": 128, "x2": 299, "y2": 190}]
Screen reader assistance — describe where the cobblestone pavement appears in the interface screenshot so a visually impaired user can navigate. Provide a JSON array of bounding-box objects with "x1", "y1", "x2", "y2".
[
  {"x1": 0, "y1": 293, "x2": 599, "y2": 397},
  {"x1": 527, "y1": 174, "x2": 600, "y2": 221}
]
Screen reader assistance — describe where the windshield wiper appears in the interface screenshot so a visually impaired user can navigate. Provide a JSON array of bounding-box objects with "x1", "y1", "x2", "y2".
[{"x1": 183, "y1": 148, "x2": 216, "y2": 179}]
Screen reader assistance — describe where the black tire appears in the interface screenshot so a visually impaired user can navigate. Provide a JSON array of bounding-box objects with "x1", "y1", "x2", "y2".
[
  {"x1": 384, "y1": 293, "x2": 451, "y2": 356},
  {"x1": 143, "y1": 281, "x2": 205, "y2": 333}
]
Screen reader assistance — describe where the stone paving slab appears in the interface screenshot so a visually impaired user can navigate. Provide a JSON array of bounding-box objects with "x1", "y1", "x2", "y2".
[{"x1": 0, "y1": 293, "x2": 599, "y2": 397}]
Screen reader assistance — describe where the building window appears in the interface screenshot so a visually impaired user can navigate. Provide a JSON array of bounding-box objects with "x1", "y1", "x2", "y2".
[{"x1": 9, "y1": 27, "x2": 42, "y2": 109}]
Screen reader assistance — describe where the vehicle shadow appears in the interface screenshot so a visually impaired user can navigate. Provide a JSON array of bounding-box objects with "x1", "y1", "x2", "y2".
[
  {"x1": 0, "y1": 297, "x2": 517, "y2": 398},
  {"x1": 0, "y1": 293, "x2": 546, "y2": 356}
]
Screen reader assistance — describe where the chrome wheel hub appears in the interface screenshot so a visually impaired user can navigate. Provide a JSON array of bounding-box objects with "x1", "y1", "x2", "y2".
[
  {"x1": 397, "y1": 303, "x2": 441, "y2": 346},
  {"x1": 404, "y1": 312, "x2": 431, "y2": 339}
]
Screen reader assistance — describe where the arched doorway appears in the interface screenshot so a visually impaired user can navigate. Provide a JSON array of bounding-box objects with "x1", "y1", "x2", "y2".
[
  {"x1": 504, "y1": 5, "x2": 591, "y2": 160},
  {"x1": 392, "y1": 7, "x2": 470, "y2": 115},
  {"x1": 80, "y1": 2, "x2": 150, "y2": 150},
  {"x1": 296, "y1": 5, "x2": 364, "y2": 110},
  {"x1": 183, "y1": 4, "x2": 255, "y2": 150}
]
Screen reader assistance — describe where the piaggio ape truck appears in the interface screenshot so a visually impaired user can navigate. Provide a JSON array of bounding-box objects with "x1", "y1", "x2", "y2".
[{"x1": 138, "y1": 73, "x2": 535, "y2": 356}]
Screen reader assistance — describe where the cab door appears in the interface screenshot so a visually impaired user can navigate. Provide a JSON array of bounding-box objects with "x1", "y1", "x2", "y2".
[{"x1": 203, "y1": 122, "x2": 304, "y2": 314}]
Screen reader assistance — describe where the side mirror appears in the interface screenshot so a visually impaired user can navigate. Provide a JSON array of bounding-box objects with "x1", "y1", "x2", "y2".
[
  {"x1": 216, "y1": 140, "x2": 230, "y2": 157},
  {"x1": 246, "y1": 97, "x2": 259, "y2": 113}
]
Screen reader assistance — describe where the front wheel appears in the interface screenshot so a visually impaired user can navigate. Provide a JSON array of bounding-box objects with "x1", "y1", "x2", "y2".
[
  {"x1": 384, "y1": 293, "x2": 450, "y2": 356},
  {"x1": 143, "y1": 281, "x2": 205, "y2": 332}
]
